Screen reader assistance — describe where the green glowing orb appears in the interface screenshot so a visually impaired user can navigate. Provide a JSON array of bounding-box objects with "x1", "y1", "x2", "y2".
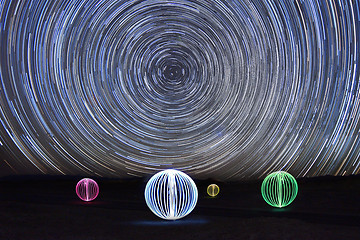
[
  {"x1": 207, "y1": 184, "x2": 220, "y2": 197},
  {"x1": 261, "y1": 171, "x2": 298, "y2": 208}
]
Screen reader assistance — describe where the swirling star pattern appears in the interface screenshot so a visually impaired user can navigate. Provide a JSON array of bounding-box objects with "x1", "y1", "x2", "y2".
[{"x1": 0, "y1": 0, "x2": 359, "y2": 180}]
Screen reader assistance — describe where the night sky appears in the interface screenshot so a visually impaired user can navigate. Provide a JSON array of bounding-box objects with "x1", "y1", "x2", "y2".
[{"x1": 0, "y1": 0, "x2": 359, "y2": 181}]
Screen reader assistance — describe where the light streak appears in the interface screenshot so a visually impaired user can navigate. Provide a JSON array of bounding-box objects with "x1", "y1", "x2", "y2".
[{"x1": 0, "y1": 0, "x2": 359, "y2": 180}]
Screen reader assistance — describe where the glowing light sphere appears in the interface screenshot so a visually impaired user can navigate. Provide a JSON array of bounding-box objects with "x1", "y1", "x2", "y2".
[
  {"x1": 145, "y1": 169, "x2": 198, "y2": 220},
  {"x1": 261, "y1": 171, "x2": 298, "y2": 208},
  {"x1": 207, "y1": 184, "x2": 220, "y2": 197},
  {"x1": 76, "y1": 178, "x2": 99, "y2": 202}
]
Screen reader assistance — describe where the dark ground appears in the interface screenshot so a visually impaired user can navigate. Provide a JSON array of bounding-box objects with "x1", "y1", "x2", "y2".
[{"x1": 0, "y1": 175, "x2": 359, "y2": 240}]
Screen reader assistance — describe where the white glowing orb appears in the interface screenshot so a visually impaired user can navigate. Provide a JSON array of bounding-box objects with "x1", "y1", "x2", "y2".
[{"x1": 144, "y1": 169, "x2": 198, "y2": 220}]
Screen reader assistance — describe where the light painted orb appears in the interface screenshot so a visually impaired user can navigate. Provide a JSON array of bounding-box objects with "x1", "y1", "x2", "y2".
[
  {"x1": 76, "y1": 178, "x2": 99, "y2": 202},
  {"x1": 261, "y1": 171, "x2": 298, "y2": 208},
  {"x1": 207, "y1": 184, "x2": 220, "y2": 197},
  {"x1": 145, "y1": 169, "x2": 198, "y2": 220}
]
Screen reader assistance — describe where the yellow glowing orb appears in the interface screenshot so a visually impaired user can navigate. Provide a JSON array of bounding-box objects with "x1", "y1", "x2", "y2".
[{"x1": 207, "y1": 184, "x2": 220, "y2": 197}]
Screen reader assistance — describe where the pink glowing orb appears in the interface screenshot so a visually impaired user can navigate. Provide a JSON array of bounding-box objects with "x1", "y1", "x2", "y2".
[{"x1": 76, "y1": 178, "x2": 99, "y2": 201}]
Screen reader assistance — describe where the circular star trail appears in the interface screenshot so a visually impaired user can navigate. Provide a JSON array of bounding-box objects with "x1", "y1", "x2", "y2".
[{"x1": 0, "y1": 0, "x2": 359, "y2": 180}]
